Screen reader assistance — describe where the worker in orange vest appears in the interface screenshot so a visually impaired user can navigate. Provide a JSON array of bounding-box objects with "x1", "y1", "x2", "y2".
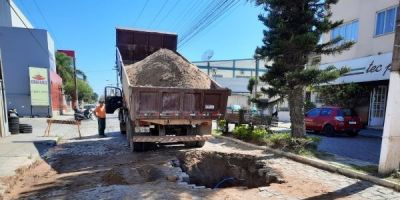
[{"x1": 94, "y1": 99, "x2": 106, "y2": 137}]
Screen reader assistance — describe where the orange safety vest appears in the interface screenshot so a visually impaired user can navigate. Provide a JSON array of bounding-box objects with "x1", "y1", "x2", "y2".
[{"x1": 95, "y1": 104, "x2": 106, "y2": 118}]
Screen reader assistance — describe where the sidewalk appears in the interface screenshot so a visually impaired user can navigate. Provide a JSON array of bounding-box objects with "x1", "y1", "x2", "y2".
[{"x1": 0, "y1": 115, "x2": 74, "y2": 195}]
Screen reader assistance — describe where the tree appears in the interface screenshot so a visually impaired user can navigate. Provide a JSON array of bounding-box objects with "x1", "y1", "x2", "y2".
[
  {"x1": 253, "y1": 0, "x2": 353, "y2": 137},
  {"x1": 315, "y1": 83, "x2": 370, "y2": 109},
  {"x1": 56, "y1": 52, "x2": 95, "y2": 103},
  {"x1": 91, "y1": 92, "x2": 99, "y2": 103},
  {"x1": 56, "y1": 52, "x2": 74, "y2": 83}
]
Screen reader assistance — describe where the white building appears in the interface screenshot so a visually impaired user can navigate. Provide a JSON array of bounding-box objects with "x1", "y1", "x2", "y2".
[
  {"x1": 193, "y1": 59, "x2": 269, "y2": 109},
  {"x1": 0, "y1": 0, "x2": 33, "y2": 28},
  {"x1": 313, "y1": 0, "x2": 398, "y2": 129}
]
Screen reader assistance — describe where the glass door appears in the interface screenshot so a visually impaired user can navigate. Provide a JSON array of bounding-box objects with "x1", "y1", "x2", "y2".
[{"x1": 369, "y1": 86, "x2": 388, "y2": 127}]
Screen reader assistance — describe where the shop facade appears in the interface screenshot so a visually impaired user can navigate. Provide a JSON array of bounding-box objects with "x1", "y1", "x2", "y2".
[
  {"x1": 312, "y1": 0, "x2": 398, "y2": 129},
  {"x1": 317, "y1": 53, "x2": 392, "y2": 128}
]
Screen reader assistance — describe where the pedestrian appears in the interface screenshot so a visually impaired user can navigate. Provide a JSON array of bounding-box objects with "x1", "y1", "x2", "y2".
[{"x1": 94, "y1": 99, "x2": 106, "y2": 137}]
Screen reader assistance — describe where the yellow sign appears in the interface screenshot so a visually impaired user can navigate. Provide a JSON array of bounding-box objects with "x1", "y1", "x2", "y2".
[{"x1": 29, "y1": 67, "x2": 49, "y2": 106}]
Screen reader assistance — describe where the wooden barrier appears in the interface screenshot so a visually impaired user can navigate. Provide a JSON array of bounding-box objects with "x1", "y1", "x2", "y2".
[{"x1": 44, "y1": 119, "x2": 82, "y2": 138}]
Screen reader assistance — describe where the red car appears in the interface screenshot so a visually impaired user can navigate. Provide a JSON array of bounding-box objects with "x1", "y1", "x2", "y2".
[{"x1": 305, "y1": 107, "x2": 362, "y2": 136}]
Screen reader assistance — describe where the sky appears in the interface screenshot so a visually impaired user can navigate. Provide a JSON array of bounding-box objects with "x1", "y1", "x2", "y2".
[{"x1": 14, "y1": 0, "x2": 265, "y2": 96}]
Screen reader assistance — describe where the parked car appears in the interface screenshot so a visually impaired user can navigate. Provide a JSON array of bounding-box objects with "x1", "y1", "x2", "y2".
[{"x1": 304, "y1": 107, "x2": 362, "y2": 137}]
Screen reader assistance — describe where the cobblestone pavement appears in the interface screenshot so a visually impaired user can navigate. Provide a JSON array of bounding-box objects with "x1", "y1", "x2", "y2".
[
  {"x1": 311, "y1": 133, "x2": 382, "y2": 164},
  {"x1": 1, "y1": 116, "x2": 399, "y2": 200},
  {"x1": 204, "y1": 138, "x2": 400, "y2": 200}
]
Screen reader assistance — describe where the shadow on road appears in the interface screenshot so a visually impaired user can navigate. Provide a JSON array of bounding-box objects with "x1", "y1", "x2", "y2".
[{"x1": 304, "y1": 181, "x2": 373, "y2": 200}]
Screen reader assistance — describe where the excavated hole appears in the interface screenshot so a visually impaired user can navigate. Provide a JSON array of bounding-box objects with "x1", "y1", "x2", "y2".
[{"x1": 177, "y1": 150, "x2": 283, "y2": 189}]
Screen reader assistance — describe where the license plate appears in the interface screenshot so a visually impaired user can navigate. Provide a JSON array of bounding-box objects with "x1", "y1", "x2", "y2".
[{"x1": 349, "y1": 121, "x2": 357, "y2": 125}]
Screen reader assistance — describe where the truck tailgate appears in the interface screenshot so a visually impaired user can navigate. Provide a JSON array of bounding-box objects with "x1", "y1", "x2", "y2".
[{"x1": 129, "y1": 87, "x2": 230, "y2": 121}]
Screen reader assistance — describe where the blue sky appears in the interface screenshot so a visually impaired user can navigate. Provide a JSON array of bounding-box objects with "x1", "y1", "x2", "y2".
[{"x1": 14, "y1": 0, "x2": 265, "y2": 96}]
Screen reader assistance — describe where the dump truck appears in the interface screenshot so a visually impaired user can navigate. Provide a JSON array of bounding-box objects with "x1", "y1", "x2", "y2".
[{"x1": 105, "y1": 28, "x2": 230, "y2": 151}]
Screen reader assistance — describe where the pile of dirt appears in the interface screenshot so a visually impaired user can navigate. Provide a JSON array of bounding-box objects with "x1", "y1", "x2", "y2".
[
  {"x1": 178, "y1": 150, "x2": 283, "y2": 189},
  {"x1": 125, "y1": 49, "x2": 213, "y2": 89}
]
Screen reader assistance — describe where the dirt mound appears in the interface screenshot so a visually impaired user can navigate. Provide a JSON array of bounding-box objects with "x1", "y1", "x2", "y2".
[
  {"x1": 125, "y1": 49, "x2": 212, "y2": 89},
  {"x1": 102, "y1": 169, "x2": 128, "y2": 185},
  {"x1": 178, "y1": 150, "x2": 283, "y2": 188}
]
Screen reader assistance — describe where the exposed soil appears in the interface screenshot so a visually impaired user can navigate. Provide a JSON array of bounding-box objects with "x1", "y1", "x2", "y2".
[
  {"x1": 125, "y1": 49, "x2": 213, "y2": 89},
  {"x1": 178, "y1": 150, "x2": 283, "y2": 188},
  {"x1": 1, "y1": 127, "x2": 387, "y2": 200}
]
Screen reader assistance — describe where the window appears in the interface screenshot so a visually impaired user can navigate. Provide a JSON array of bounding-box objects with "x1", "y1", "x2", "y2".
[
  {"x1": 375, "y1": 7, "x2": 398, "y2": 36},
  {"x1": 307, "y1": 108, "x2": 320, "y2": 117},
  {"x1": 320, "y1": 108, "x2": 333, "y2": 116},
  {"x1": 331, "y1": 20, "x2": 359, "y2": 43}
]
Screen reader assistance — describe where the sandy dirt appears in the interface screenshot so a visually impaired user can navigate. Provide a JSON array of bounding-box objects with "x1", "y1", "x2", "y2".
[{"x1": 125, "y1": 49, "x2": 212, "y2": 89}]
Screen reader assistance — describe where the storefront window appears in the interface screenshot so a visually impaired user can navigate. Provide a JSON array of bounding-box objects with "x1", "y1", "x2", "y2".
[{"x1": 375, "y1": 7, "x2": 398, "y2": 36}]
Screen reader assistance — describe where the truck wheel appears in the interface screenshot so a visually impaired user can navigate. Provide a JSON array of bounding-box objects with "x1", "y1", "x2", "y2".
[
  {"x1": 126, "y1": 118, "x2": 134, "y2": 152},
  {"x1": 120, "y1": 122, "x2": 126, "y2": 134}
]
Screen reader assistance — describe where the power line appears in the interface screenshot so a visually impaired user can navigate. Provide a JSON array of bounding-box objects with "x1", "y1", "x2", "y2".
[
  {"x1": 178, "y1": 0, "x2": 240, "y2": 48},
  {"x1": 32, "y1": 0, "x2": 59, "y2": 44},
  {"x1": 147, "y1": 0, "x2": 169, "y2": 29},
  {"x1": 6, "y1": 0, "x2": 55, "y2": 63},
  {"x1": 172, "y1": 0, "x2": 211, "y2": 32},
  {"x1": 178, "y1": 0, "x2": 226, "y2": 39},
  {"x1": 154, "y1": 0, "x2": 181, "y2": 28},
  {"x1": 178, "y1": 0, "x2": 229, "y2": 44},
  {"x1": 133, "y1": 0, "x2": 150, "y2": 26},
  {"x1": 15, "y1": 0, "x2": 38, "y2": 27}
]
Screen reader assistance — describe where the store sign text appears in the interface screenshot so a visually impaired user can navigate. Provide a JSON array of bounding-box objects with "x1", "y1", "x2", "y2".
[{"x1": 366, "y1": 61, "x2": 391, "y2": 76}]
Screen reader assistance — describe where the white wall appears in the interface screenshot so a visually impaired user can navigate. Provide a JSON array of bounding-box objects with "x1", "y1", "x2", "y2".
[
  {"x1": 321, "y1": 0, "x2": 398, "y2": 64},
  {"x1": 0, "y1": 0, "x2": 33, "y2": 28}
]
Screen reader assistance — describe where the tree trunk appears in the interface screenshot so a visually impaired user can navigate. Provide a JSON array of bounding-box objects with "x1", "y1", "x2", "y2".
[{"x1": 288, "y1": 87, "x2": 306, "y2": 138}]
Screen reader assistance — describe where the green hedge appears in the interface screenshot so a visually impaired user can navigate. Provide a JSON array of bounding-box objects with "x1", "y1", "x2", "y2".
[{"x1": 232, "y1": 125, "x2": 320, "y2": 153}]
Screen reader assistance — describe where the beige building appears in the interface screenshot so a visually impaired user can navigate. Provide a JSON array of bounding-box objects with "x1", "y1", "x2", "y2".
[{"x1": 313, "y1": 0, "x2": 398, "y2": 129}]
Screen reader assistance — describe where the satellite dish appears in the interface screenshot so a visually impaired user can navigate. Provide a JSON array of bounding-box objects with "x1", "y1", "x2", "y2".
[{"x1": 201, "y1": 50, "x2": 214, "y2": 61}]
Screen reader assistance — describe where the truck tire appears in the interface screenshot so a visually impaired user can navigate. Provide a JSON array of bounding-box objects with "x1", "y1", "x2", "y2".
[
  {"x1": 126, "y1": 117, "x2": 134, "y2": 152},
  {"x1": 120, "y1": 122, "x2": 126, "y2": 135}
]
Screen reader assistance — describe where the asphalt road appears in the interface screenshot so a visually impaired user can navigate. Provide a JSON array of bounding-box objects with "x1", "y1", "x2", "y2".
[{"x1": 309, "y1": 132, "x2": 382, "y2": 164}]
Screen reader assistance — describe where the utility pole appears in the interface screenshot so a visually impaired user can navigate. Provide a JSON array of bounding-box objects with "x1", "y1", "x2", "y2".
[
  {"x1": 378, "y1": 3, "x2": 400, "y2": 175},
  {"x1": 73, "y1": 57, "x2": 78, "y2": 109}
]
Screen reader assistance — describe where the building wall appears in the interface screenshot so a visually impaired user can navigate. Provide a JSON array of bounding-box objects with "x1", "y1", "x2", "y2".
[
  {"x1": 0, "y1": 27, "x2": 53, "y2": 116},
  {"x1": 0, "y1": 49, "x2": 9, "y2": 137},
  {"x1": 321, "y1": 0, "x2": 398, "y2": 64},
  {"x1": 50, "y1": 71, "x2": 63, "y2": 115},
  {"x1": 0, "y1": 0, "x2": 33, "y2": 28}
]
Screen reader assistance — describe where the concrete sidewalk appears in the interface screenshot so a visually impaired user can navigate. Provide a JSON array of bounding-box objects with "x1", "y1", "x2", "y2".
[{"x1": 0, "y1": 115, "x2": 75, "y2": 195}]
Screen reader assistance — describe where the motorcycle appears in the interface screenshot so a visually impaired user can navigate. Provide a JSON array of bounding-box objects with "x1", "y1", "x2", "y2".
[{"x1": 74, "y1": 108, "x2": 96, "y2": 121}]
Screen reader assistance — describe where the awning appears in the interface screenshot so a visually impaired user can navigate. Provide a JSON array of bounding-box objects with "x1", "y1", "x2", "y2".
[{"x1": 320, "y1": 52, "x2": 392, "y2": 84}]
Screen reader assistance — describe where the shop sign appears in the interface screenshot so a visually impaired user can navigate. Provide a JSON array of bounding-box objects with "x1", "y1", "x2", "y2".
[
  {"x1": 320, "y1": 52, "x2": 392, "y2": 84},
  {"x1": 29, "y1": 67, "x2": 49, "y2": 106}
]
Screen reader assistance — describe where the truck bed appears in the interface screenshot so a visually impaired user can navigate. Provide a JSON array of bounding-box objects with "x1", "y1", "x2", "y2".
[{"x1": 120, "y1": 54, "x2": 230, "y2": 124}]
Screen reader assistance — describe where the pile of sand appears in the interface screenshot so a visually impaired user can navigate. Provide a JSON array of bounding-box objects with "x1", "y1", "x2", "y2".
[{"x1": 125, "y1": 49, "x2": 212, "y2": 89}]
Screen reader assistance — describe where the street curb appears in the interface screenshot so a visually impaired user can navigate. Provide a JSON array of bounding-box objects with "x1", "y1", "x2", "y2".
[{"x1": 215, "y1": 135, "x2": 400, "y2": 192}]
